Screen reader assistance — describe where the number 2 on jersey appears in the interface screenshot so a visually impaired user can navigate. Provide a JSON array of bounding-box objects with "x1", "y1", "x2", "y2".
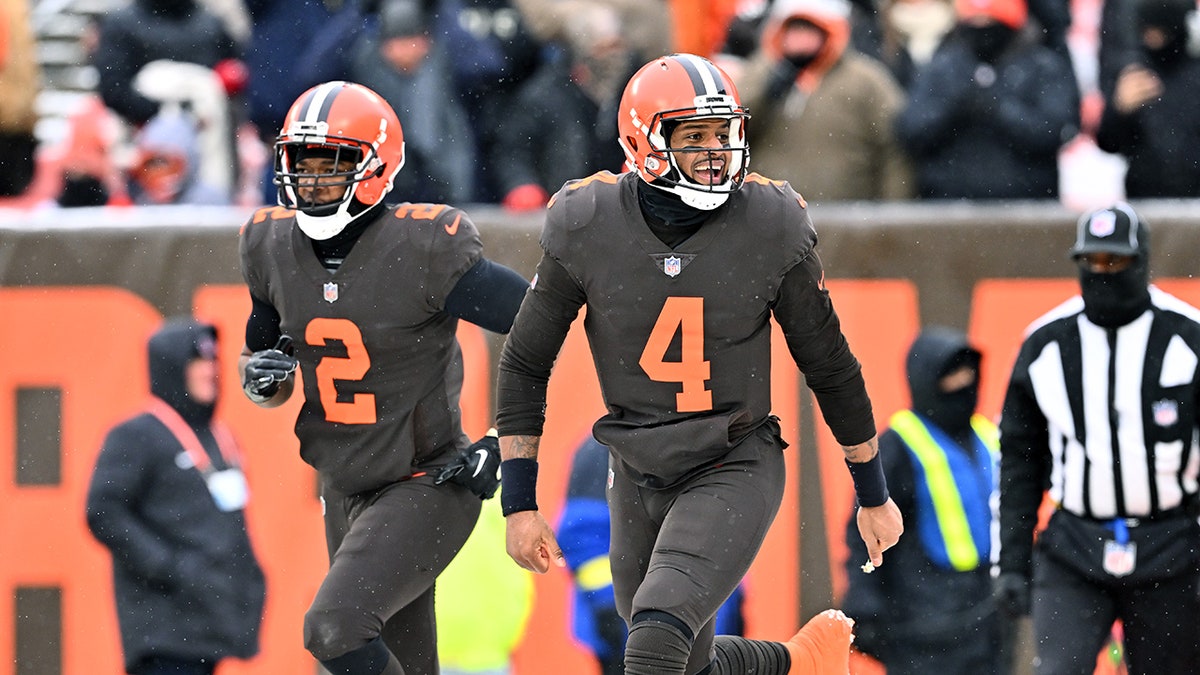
[
  {"x1": 639, "y1": 296, "x2": 712, "y2": 412},
  {"x1": 306, "y1": 318, "x2": 377, "y2": 424}
]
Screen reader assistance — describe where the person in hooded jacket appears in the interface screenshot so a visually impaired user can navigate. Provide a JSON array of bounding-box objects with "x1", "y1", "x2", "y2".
[
  {"x1": 735, "y1": 0, "x2": 915, "y2": 202},
  {"x1": 995, "y1": 203, "x2": 1200, "y2": 674},
  {"x1": 127, "y1": 109, "x2": 231, "y2": 206},
  {"x1": 86, "y1": 318, "x2": 265, "y2": 675},
  {"x1": 894, "y1": 0, "x2": 1079, "y2": 200},
  {"x1": 1096, "y1": 0, "x2": 1200, "y2": 198},
  {"x1": 841, "y1": 327, "x2": 1001, "y2": 675}
]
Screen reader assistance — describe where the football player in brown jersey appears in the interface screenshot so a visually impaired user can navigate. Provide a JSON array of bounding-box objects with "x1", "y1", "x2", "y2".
[
  {"x1": 237, "y1": 81, "x2": 529, "y2": 675},
  {"x1": 495, "y1": 54, "x2": 904, "y2": 674}
]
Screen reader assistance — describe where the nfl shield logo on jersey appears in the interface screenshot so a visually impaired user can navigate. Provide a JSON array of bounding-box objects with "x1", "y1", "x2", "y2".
[
  {"x1": 1152, "y1": 399, "x2": 1178, "y2": 427},
  {"x1": 323, "y1": 282, "x2": 339, "y2": 303},
  {"x1": 664, "y1": 256, "x2": 682, "y2": 277}
]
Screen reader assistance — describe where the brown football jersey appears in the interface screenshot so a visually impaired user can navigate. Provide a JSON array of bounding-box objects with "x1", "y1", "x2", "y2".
[
  {"x1": 239, "y1": 204, "x2": 482, "y2": 495},
  {"x1": 540, "y1": 171, "x2": 818, "y2": 486}
]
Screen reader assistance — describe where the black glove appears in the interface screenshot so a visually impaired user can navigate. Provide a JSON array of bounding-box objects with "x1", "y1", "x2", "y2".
[
  {"x1": 242, "y1": 335, "x2": 297, "y2": 402},
  {"x1": 435, "y1": 429, "x2": 501, "y2": 499},
  {"x1": 993, "y1": 571, "x2": 1031, "y2": 618}
]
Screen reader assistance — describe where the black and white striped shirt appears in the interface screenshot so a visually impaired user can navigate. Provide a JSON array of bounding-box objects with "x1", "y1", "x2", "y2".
[{"x1": 997, "y1": 287, "x2": 1200, "y2": 574}]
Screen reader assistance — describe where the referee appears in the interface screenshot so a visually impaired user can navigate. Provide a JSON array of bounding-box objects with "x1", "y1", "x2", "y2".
[{"x1": 994, "y1": 202, "x2": 1200, "y2": 674}]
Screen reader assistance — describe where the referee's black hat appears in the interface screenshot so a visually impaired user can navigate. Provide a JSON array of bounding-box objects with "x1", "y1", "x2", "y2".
[{"x1": 1070, "y1": 202, "x2": 1149, "y2": 259}]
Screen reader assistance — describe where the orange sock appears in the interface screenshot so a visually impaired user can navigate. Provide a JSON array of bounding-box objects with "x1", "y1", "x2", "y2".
[{"x1": 783, "y1": 609, "x2": 854, "y2": 674}]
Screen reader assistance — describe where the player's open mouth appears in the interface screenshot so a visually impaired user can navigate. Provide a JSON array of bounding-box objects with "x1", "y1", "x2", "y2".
[{"x1": 692, "y1": 161, "x2": 725, "y2": 185}]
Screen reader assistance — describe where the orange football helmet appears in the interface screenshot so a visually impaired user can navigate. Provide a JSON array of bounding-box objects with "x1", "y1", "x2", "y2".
[
  {"x1": 617, "y1": 53, "x2": 750, "y2": 210},
  {"x1": 275, "y1": 81, "x2": 406, "y2": 240}
]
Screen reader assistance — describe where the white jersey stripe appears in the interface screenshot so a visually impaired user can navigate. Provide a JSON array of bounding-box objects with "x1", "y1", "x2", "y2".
[{"x1": 1114, "y1": 312, "x2": 1153, "y2": 514}]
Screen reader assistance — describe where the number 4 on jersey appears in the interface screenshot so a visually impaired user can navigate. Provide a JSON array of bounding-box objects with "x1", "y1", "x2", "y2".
[{"x1": 639, "y1": 296, "x2": 713, "y2": 413}]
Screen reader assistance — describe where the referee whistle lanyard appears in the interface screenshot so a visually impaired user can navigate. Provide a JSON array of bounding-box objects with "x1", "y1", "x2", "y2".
[
  {"x1": 147, "y1": 397, "x2": 249, "y2": 512},
  {"x1": 1103, "y1": 518, "x2": 1137, "y2": 577}
]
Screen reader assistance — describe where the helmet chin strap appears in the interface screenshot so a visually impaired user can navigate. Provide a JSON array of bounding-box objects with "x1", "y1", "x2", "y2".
[
  {"x1": 294, "y1": 190, "x2": 365, "y2": 240},
  {"x1": 295, "y1": 209, "x2": 352, "y2": 240},
  {"x1": 659, "y1": 157, "x2": 732, "y2": 211},
  {"x1": 677, "y1": 186, "x2": 730, "y2": 210},
  {"x1": 289, "y1": 179, "x2": 366, "y2": 240}
]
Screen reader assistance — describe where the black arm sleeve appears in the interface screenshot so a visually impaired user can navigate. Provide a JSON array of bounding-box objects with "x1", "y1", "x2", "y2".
[
  {"x1": 771, "y1": 252, "x2": 876, "y2": 445},
  {"x1": 444, "y1": 258, "x2": 530, "y2": 334},
  {"x1": 496, "y1": 254, "x2": 586, "y2": 437},
  {"x1": 244, "y1": 292, "x2": 282, "y2": 352}
]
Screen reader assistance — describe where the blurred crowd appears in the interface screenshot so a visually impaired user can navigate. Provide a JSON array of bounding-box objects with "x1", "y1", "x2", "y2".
[{"x1": 2, "y1": 0, "x2": 1198, "y2": 211}]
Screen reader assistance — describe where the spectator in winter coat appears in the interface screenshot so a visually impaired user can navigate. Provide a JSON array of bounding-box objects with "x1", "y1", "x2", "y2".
[
  {"x1": 1096, "y1": 0, "x2": 1200, "y2": 198},
  {"x1": 92, "y1": 0, "x2": 241, "y2": 128},
  {"x1": 894, "y1": 0, "x2": 1079, "y2": 200},
  {"x1": 493, "y1": 2, "x2": 635, "y2": 211},
  {"x1": 86, "y1": 318, "x2": 265, "y2": 675},
  {"x1": 736, "y1": 0, "x2": 915, "y2": 202},
  {"x1": 347, "y1": 0, "x2": 479, "y2": 204}
]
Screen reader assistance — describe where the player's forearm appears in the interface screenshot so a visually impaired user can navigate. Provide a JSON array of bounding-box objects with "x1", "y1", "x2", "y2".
[
  {"x1": 843, "y1": 436, "x2": 878, "y2": 464},
  {"x1": 501, "y1": 435, "x2": 540, "y2": 461}
]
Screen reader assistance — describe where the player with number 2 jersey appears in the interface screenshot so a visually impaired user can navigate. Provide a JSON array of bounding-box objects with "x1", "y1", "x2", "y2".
[{"x1": 237, "y1": 81, "x2": 529, "y2": 675}]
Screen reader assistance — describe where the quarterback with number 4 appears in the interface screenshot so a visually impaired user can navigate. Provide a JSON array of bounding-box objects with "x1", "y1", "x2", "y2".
[
  {"x1": 496, "y1": 53, "x2": 903, "y2": 675},
  {"x1": 237, "y1": 81, "x2": 528, "y2": 675}
]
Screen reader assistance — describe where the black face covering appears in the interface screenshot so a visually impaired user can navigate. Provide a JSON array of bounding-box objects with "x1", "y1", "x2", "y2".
[
  {"x1": 784, "y1": 51, "x2": 820, "y2": 72},
  {"x1": 925, "y1": 383, "x2": 979, "y2": 436},
  {"x1": 1139, "y1": 0, "x2": 1193, "y2": 70},
  {"x1": 962, "y1": 24, "x2": 1017, "y2": 63},
  {"x1": 1080, "y1": 261, "x2": 1152, "y2": 328}
]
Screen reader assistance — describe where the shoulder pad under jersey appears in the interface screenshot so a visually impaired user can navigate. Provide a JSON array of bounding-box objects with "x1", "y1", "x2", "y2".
[
  {"x1": 542, "y1": 171, "x2": 626, "y2": 254},
  {"x1": 240, "y1": 205, "x2": 295, "y2": 237},
  {"x1": 736, "y1": 173, "x2": 817, "y2": 251}
]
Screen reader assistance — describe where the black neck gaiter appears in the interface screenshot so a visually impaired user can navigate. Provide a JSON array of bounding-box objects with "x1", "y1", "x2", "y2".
[
  {"x1": 309, "y1": 202, "x2": 386, "y2": 270},
  {"x1": 1080, "y1": 263, "x2": 1151, "y2": 328},
  {"x1": 636, "y1": 180, "x2": 711, "y2": 246}
]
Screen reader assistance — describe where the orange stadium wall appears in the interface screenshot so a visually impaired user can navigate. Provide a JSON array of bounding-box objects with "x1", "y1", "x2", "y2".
[{"x1": 2, "y1": 200, "x2": 1197, "y2": 675}]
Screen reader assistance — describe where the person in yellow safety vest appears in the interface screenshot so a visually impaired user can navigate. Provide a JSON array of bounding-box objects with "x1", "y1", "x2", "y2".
[
  {"x1": 840, "y1": 326, "x2": 1002, "y2": 675},
  {"x1": 436, "y1": 487, "x2": 535, "y2": 675}
]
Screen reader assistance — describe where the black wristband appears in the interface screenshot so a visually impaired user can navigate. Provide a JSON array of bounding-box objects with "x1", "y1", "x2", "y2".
[
  {"x1": 846, "y1": 454, "x2": 889, "y2": 508},
  {"x1": 500, "y1": 458, "x2": 539, "y2": 516}
]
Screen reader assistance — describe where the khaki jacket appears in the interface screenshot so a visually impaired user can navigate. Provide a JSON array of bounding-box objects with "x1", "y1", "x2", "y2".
[{"x1": 0, "y1": 0, "x2": 40, "y2": 133}]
